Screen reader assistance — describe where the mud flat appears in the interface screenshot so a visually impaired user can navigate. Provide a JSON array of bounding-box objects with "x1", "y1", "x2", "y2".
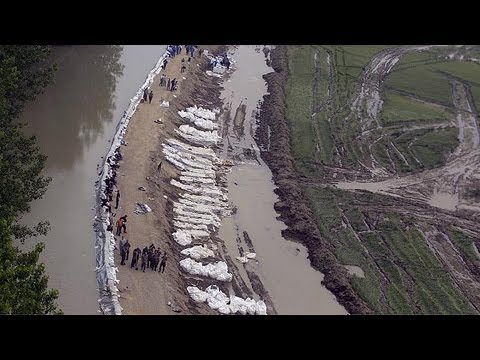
[{"x1": 217, "y1": 45, "x2": 347, "y2": 314}]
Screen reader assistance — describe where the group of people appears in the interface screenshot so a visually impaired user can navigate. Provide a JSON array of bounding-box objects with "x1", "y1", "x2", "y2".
[
  {"x1": 101, "y1": 148, "x2": 123, "y2": 214},
  {"x1": 184, "y1": 45, "x2": 198, "y2": 58},
  {"x1": 159, "y1": 74, "x2": 178, "y2": 91},
  {"x1": 166, "y1": 45, "x2": 199, "y2": 61},
  {"x1": 129, "y1": 243, "x2": 168, "y2": 273},
  {"x1": 143, "y1": 88, "x2": 154, "y2": 103},
  {"x1": 167, "y1": 45, "x2": 182, "y2": 57}
]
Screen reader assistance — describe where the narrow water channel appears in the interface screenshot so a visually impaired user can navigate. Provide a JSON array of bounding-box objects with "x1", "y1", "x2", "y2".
[{"x1": 218, "y1": 45, "x2": 347, "y2": 314}]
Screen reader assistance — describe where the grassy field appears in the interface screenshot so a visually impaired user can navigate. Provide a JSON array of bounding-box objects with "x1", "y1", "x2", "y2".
[
  {"x1": 285, "y1": 45, "x2": 463, "y2": 175},
  {"x1": 304, "y1": 186, "x2": 476, "y2": 314},
  {"x1": 447, "y1": 228, "x2": 480, "y2": 264},
  {"x1": 381, "y1": 92, "x2": 451, "y2": 127},
  {"x1": 283, "y1": 45, "x2": 480, "y2": 314},
  {"x1": 386, "y1": 65, "x2": 453, "y2": 107}
]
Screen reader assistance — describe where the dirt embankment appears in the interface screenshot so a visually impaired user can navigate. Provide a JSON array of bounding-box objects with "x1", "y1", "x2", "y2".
[
  {"x1": 255, "y1": 46, "x2": 372, "y2": 314},
  {"x1": 114, "y1": 45, "x2": 226, "y2": 315}
]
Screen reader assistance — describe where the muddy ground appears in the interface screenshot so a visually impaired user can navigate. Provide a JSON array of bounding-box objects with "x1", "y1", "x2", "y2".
[{"x1": 113, "y1": 45, "x2": 225, "y2": 315}]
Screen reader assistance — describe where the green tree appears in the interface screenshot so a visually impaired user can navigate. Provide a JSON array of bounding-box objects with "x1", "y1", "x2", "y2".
[{"x1": 0, "y1": 45, "x2": 60, "y2": 314}]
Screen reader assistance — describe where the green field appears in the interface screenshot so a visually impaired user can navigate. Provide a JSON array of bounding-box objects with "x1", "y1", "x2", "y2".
[
  {"x1": 381, "y1": 92, "x2": 450, "y2": 127},
  {"x1": 304, "y1": 186, "x2": 476, "y2": 314},
  {"x1": 285, "y1": 45, "x2": 461, "y2": 175},
  {"x1": 283, "y1": 45, "x2": 480, "y2": 314}
]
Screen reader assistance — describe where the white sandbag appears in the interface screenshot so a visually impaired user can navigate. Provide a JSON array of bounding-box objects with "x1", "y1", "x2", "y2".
[
  {"x1": 173, "y1": 230, "x2": 192, "y2": 246},
  {"x1": 218, "y1": 305, "x2": 231, "y2": 315},
  {"x1": 206, "y1": 70, "x2": 222, "y2": 78},
  {"x1": 186, "y1": 105, "x2": 216, "y2": 121},
  {"x1": 181, "y1": 245, "x2": 215, "y2": 260},
  {"x1": 245, "y1": 298, "x2": 257, "y2": 315},
  {"x1": 245, "y1": 252, "x2": 256, "y2": 259},
  {"x1": 236, "y1": 256, "x2": 249, "y2": 264},
  {"x1": 180, "y1": 258, "x2": 232, "y2": 282},
  {"x1": 160, "y1": 100, "x2": 170, "y2": 107},
  {"x1": 255, "y1": 300, "x2": 267, "y2": 315},
  {"x1": 186, "y1": 286, "x2": 208, "y2": 303}
]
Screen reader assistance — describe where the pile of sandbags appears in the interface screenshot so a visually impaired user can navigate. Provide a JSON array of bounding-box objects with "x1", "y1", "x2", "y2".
[
  {"x1": 181, "y1": 245, "x2": 215, "y2": 260},
  {"x1": 180, "y1": 258, "x2": 232, "y2": 282},
  {"x1": 186, "y1": 285, "x2": 267, "y2": 315}
]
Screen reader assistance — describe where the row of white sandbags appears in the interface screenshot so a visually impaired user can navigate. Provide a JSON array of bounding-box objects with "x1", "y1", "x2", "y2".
[
  {"x1": 185, "y1": 105, "x2": 217, "y2": 121},
  {"x1": 163, "y1": 145, "x2": 214, "y2": 170},
  {"x1": 180, "y1": 192, "x2": 227, "y2": 207},
  {"x1": 173, "y1": 229, "x2": 210, "y2": 246},
  {"x1": 163, "y1": 144, "x2": 214, "y2": 167},
  {"x1": 175, "y1": 125, "x2": 220, "y2": 145},
  {"x1": 174, "y1": 204, "x2": 221, "y2": 223},
  {"x1": 178, "y1": 110, "x2": 218, "y2": 131},
  {"x1": 180, "y1": 258, "x2": 232, "y2": 282},
  {"x1": 166, "y1": 138, "x2": 218, "y2": 161},
  {"x1": 187, "y1": 285, "x2": 267, "y2": 315},
  {"x1": 177, "y1": 197, "x2": 223, "y2": 215},
  {"x1": 181, "y1": 245, "x2": 215, "y2": 260},
  {"x1": 175, "y1": 215, "x2": 220, "y2": 228},
  {"x1": 171, "y1": 179, "x2": 225, "y2": 199}
]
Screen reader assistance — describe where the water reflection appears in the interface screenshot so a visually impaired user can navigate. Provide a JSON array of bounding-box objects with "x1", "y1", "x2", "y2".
[{"x1": 20, "y1": 45, "x2": 124, "y2": 170}]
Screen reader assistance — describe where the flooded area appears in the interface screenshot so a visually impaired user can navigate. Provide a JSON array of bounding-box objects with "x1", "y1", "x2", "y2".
[
  {"x1": 428, "y1": 191, "x2": 459, "y2": 211},
  {"x1": 19, "y1": 45, "x2": 166, "y2": 314},
  {"x1": 218, "y1": 45, "x2": 347, "y2": 314}
]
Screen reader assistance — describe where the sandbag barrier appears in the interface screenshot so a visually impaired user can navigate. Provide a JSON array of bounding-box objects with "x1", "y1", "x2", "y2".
[
  {"x1": 163, "y1": 104, "x2": 267, "y2": 314},
  {"x1": 94, "y1": 48, "x2": 170, "y2": 315}
]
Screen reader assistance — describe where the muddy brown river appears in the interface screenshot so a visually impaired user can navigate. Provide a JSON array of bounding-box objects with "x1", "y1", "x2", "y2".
[
  {"x1": 19, "y1": 45, "x2": 166, "y2": 314},
  {"x1": 218, "y1": 46, "x2": 347, "y2": 314}
]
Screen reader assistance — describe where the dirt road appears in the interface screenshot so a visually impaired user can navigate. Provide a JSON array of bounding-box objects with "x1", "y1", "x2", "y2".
[{"x1": 113, "y1": 47, "x2": 220, "y2": 314}]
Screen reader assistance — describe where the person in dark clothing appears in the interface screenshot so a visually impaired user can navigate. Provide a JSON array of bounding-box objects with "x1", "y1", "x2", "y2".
[
  {"x1": 143, "y1": 88, "x2": 148, "y2": 102},
  {"x1": 123, "y1": 239, "x2": 131, "y2": 260},
  {"x1": 153, "y1": 250, "x2": 161, "y2": 271},
  {"x1": 167, "y1": 78, "x2": 171, "y2": 91},
  {"x1": 171, "y1": 78, "x2": 177, "y2": 91},
  {"x1": 131, "y1": 248, "x2": 141, "y2": 269},
  {"x1": 188, "y1": 57, "x2": 191, "y2": 62},
  {"x1": 141, "y1": 251, "x2": 148, "y2": 272},
  {"x1": 120, "y1": 237, "x2": 127, "y2": 265},
  {"x1": 120, "y1": 215, "x2": 127, "y2": 234},
  {"x1": 107, "y1": 224, "x2": 113, "y2": 232},
  {"x1": 115, "y1": 190, "x2": 120, "y2": 209},
  {"x1": 148, "y1": 90, "x2": 153, "y2": 104},
  {"x1": 181, "y1": 65, "x2": 186, "y2": 73},
  {"x1": 159, "y1": 253, "x2": 167, "y2": 273},
  {"x1": 121, "y1": 247, "x2": 127, "y2": 265},
  {"x1": 181, "y1": 58, "x2": 185, "y2": 63}
]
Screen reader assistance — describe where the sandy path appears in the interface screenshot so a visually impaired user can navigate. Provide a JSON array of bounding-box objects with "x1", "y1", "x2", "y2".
[{"x1": 113, "y1": 49, "x2": 193, "y2": 314}]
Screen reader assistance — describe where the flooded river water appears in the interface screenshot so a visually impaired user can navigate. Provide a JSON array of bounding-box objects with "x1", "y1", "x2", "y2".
[{"x1": 19, "y1": 45, "x2": 166, "y2": 314}]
